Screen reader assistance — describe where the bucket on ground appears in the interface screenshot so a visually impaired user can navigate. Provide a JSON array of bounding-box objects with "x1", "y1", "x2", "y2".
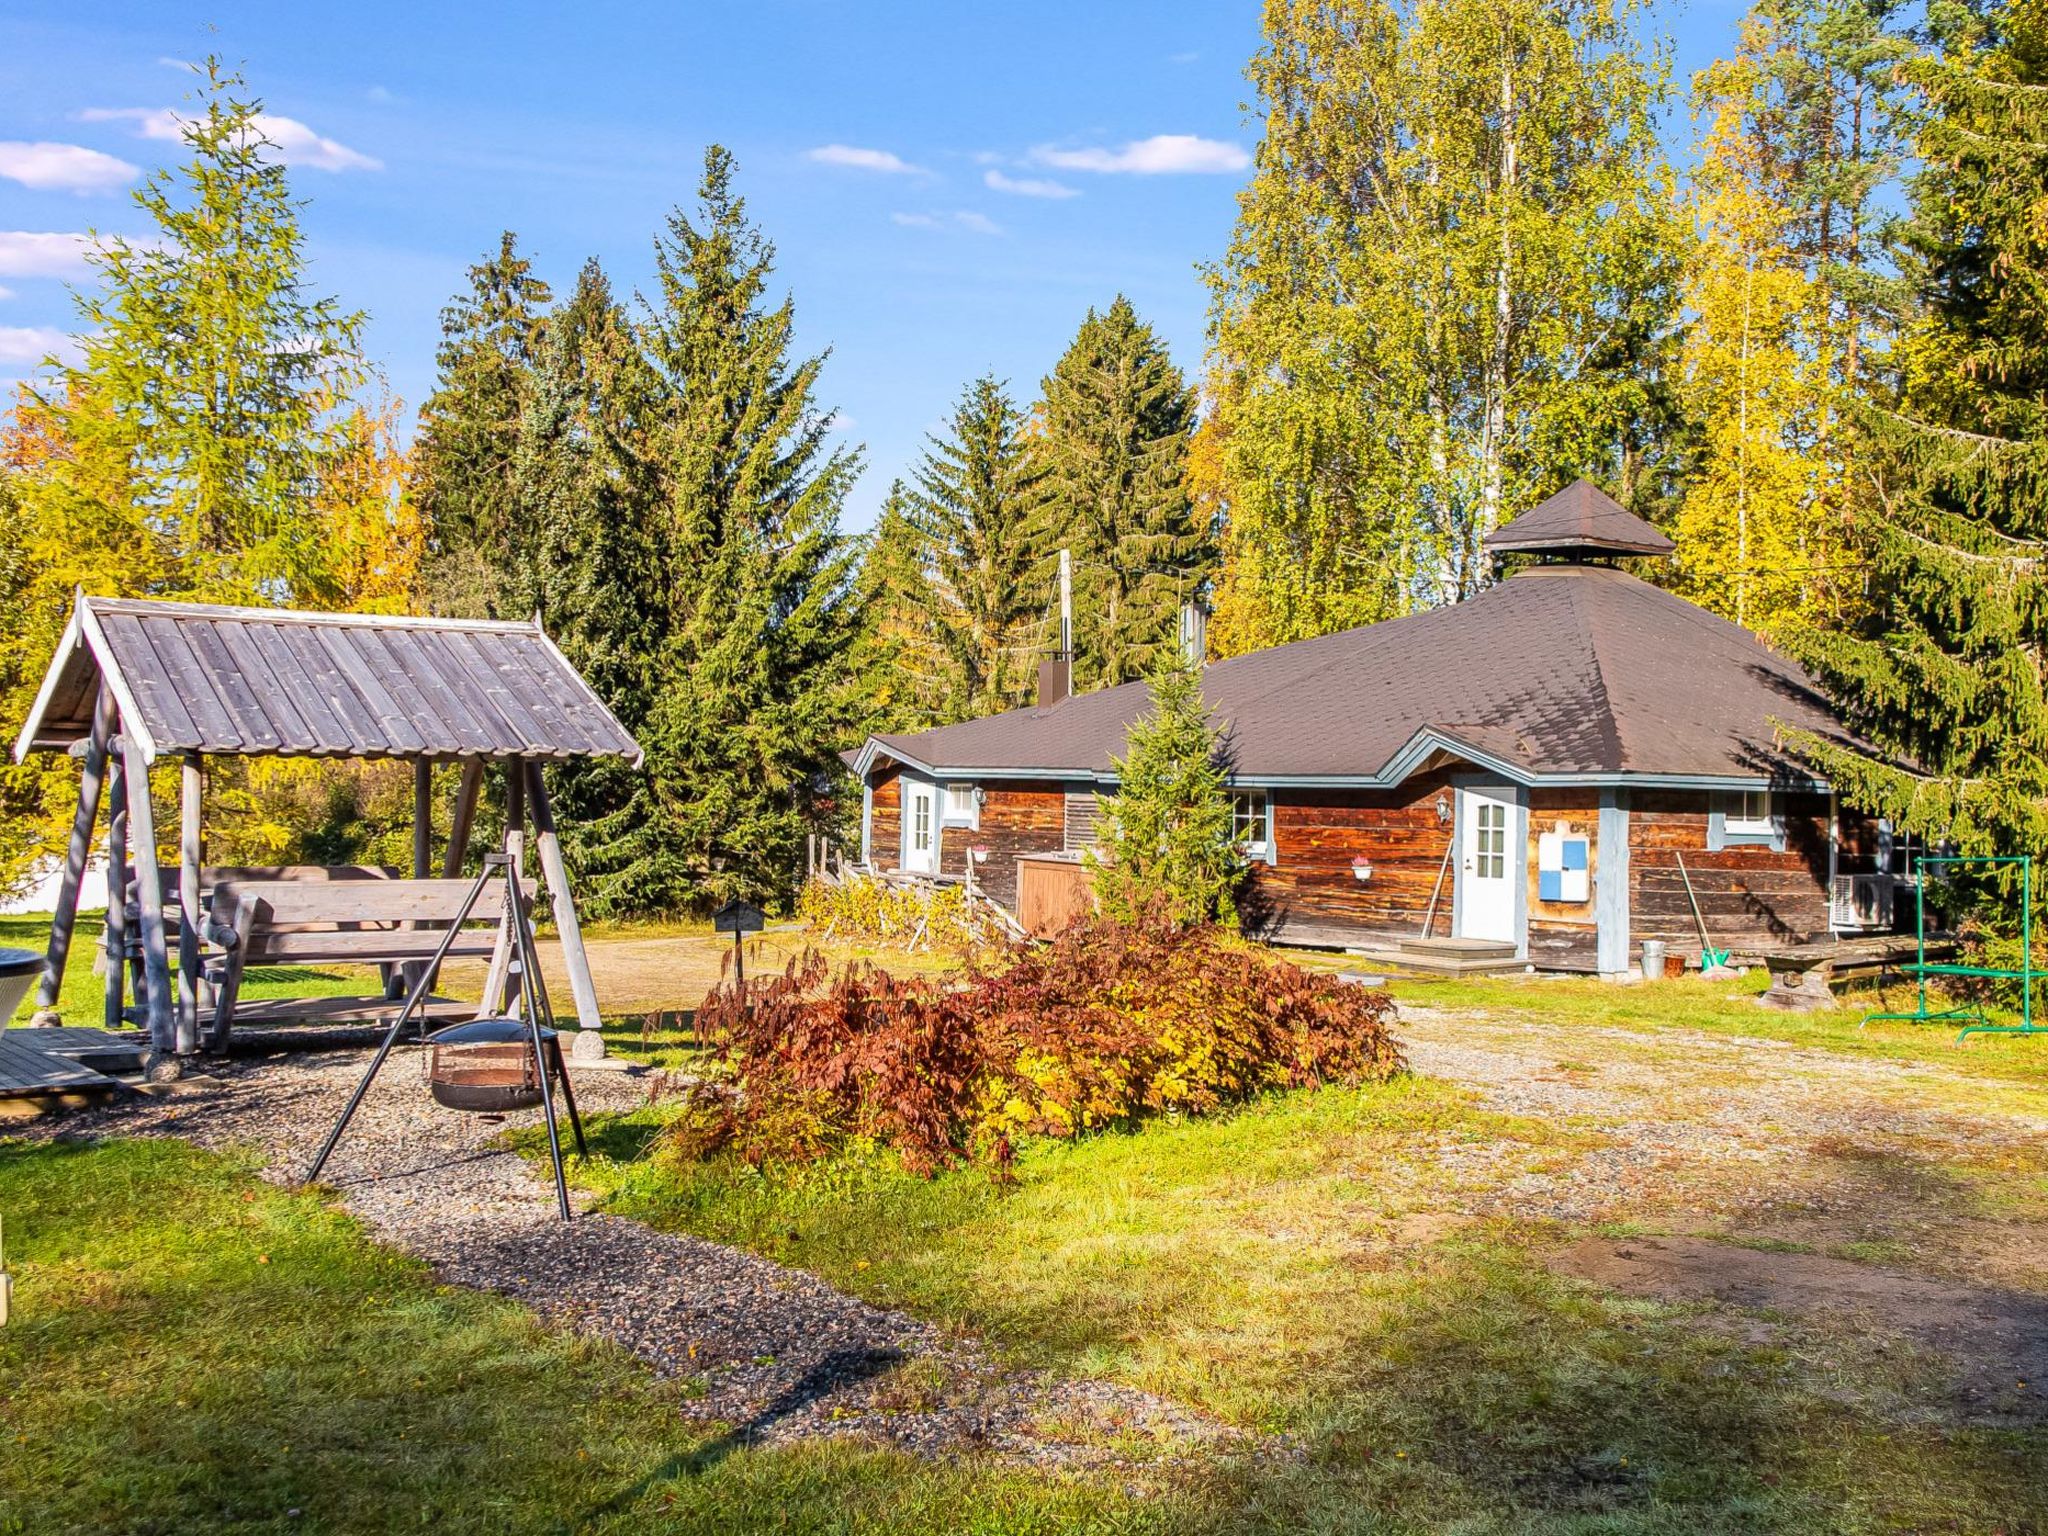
[{"x1": 1640, "y1": 939, "x2": 1667, "y2": 982}]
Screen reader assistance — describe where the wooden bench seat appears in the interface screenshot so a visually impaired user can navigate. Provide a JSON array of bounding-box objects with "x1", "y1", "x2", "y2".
[{"x1": 202, "y1": 873, "x2": 521, "y2": 1047}]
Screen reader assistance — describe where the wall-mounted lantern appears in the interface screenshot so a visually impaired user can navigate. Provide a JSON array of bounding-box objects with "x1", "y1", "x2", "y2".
[{"x1": 1434, "y1": 792, "x2": 1451, "y2": 824}]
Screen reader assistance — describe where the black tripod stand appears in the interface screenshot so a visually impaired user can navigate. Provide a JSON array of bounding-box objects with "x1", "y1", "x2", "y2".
[{"x1": 303, "y1": 850, "x2": 588, "y2": 1220}]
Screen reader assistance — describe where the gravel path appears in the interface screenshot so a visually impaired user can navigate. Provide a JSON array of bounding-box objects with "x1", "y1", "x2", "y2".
[{"x1": 18, "y1": 1048, "x2": 1245, "y2": 1467}]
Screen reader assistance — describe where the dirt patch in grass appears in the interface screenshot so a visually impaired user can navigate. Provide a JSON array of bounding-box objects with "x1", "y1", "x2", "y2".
[{"x1": 1551, "y1": 1233, "x2": 2048, "y2": 1425}]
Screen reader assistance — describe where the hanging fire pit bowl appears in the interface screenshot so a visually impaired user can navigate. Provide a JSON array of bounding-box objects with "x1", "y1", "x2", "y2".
[{"x1": 425, "y1": 1018, "x2": 556, "y2": 1112}]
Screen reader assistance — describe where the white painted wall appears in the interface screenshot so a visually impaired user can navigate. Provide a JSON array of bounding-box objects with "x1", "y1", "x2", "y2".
[{"x1": 0, "y1": 857, "x2": 109, "y2": 916}]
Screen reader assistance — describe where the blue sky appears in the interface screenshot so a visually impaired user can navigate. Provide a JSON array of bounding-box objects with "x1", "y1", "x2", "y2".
[{"x1": 1, "y1": 2, "x2": 1744, "y2": 531}]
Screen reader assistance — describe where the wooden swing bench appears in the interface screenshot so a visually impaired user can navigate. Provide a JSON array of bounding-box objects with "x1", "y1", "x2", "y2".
[{"x1": 199, "y1": 866, "x2": 521, "y2": 1044}]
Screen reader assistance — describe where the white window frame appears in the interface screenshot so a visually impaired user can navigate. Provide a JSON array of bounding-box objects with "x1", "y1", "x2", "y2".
[
  {"x1": 1232, "y1": 789, "x2": 1271, "y2": 862},
  {"x1": 1725, "y1": 788, "x2": 1775, "y2": 835},
  {"x1": 942, "y1": 782, "x2": 979, "y2": 829}
]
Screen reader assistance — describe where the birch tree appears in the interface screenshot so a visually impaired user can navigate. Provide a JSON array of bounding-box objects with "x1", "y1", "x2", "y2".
[{"x1": 1199, "y1": 0, "x2": 1682, "y2": 652}]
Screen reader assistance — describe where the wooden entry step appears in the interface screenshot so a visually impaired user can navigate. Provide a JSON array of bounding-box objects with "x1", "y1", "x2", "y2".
[
  {"x1": 1346, "y1": 936, "x2": 1527, "y2": 977},
  {"x1": 1397, "y1": 936, "x2": 1518, "y2": 961}
]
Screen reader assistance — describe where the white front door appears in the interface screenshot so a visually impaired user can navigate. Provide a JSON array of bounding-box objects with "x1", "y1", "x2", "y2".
[
  {"x1": 1458, "y1": 786, "x2": 1516, "y2": 943},
  {"x1": 903, "y1": 782, "x2": 939, "y2": 874}
]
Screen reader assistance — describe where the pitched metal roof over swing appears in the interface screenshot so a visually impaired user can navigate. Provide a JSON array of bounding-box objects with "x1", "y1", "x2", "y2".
[{"x1": 12, "y1": 594, "x2": 645, "y2": 766}]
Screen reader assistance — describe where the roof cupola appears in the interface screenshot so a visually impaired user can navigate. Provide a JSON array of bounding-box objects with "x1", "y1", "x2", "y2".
[{"x1": 1482, "y1": 479, "x2": 1675, "y2": 563}]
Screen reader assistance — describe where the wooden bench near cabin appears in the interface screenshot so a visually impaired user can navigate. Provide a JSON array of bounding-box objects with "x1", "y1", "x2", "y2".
[{"x1": 200, "y1": 866, "x2": 521, "y2": 1045}]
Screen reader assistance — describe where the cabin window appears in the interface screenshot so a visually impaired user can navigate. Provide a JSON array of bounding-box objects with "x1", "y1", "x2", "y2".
[
  {"x1": 1232, "y1": 790, "x2": 1270, "y2": 859},
  {"x1": 1725, "y1": 789, "x2": 1774, "y2": 834},
  {"x1": 943, "y1": 782, "x2": 979, "y2": 828}
]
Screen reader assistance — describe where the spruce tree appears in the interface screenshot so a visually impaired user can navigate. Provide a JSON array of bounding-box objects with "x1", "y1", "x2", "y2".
[
  {"x1": 415, "y1": 231, "x2": 553, "y2": 617},
  {"x1": 1035, "y1": 297, "x2": 1212, "y2": 689},
  {"x1": 910, "y1": 374, "x2": 1048, "y2": 717},
  {"x1": 510, "y1": 260, "x2": 671, "y2": 915},
  {"x1": 1089, "y1": 654, "x2": 1243, "y2": 926},
  {"x1": 1792, "y1": 0, "x2": 2048, "y2": 854},
  {"x1": 626, "y1": 147, "x2": 866, "y2": 910},
  {"x1": 846, "y1": 479, "x2": 953, "y2": 732}
]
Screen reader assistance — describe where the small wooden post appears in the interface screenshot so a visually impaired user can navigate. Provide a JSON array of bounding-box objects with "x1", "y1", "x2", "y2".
[
  {"x1": 481, "y1": 760, "x2": 525, "y2": 1015},
  {"x1": 33, "y1": 687, "x2": 115, "y2": 1020},
  {"x1": 443, "y1": 759, "x2": 484, "y2": 878},
  {"x1": 397, "y1": 758, "x2": 435, "y2": 997},
  {"x1": 526, "y1": 759, "x2": 602, "y2": 1033},
  {"x1": 122, "y1": 737, "x2": 175, "y2": 1056},
  {"x1": 412, "y1": 759, "x2": 433, "y2": 879},
  {"x1": 102, "y1": 753, "x2": 129, "y2": 1032},
  {"x1": 177, "y1": 753, "x2": 203, "y2": 1052},
  {"x1": 423, "y1": 759, "x2": 486, "y2": 994}
]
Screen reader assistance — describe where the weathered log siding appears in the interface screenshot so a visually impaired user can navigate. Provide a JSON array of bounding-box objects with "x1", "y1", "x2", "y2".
[
  {"x1": 1248, "y1": 772, "x2": 1458, "y2": 947},
  {"x1": 1526, "y1": 788, "x2": 1601, "y2": 972},
  {"x1": 936, "y1": 780, "x2": 1066, "y2": 908},
  {"x1": 1628, "y1": 789, "x2": 1832, "y2": 956},
  {"x1": 869, "y1": 769, "x2": 901, "y2": 865}
]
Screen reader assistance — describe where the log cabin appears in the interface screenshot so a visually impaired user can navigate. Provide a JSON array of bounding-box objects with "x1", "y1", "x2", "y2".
[{"x1": 850, "y1": 482, "x2": 1901, "y2": 974}]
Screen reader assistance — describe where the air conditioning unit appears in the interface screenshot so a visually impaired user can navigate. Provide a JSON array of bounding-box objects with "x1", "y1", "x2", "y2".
[{"x1": 1830, "y1": 873, "x2": 1893, "y2": 931}]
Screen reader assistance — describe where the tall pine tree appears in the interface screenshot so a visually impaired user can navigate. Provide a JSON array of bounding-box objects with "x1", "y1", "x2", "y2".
[
  {"x1": 32, "y1": 57, "x2": 365, "y2": 604},
  {"x1": 1793, "y1": 0, "x2": 2048, "y2": 854},
  {"x1": 620, "y1": 147, "x2": 866, "y2": 910},
  {"x1": 415, "y1": 231, "x2": 553, "y2": 618},
  {"x1": 845, "y1": 479, "x2": 954, "y2": 732},
  {"x1": 1035, "y1": 297, "x2": 1212, "y2": 689},
  {"x1": 910, "y1": 374, "x2": 1048, "y2": 717},
  {"x1": 1672, "y1": 0, "x2": 1913, "y2": 638}
]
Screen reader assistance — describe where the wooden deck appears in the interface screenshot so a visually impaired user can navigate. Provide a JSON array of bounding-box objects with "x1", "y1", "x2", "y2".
[{"x1": 0, "y1": 1026, "x2": 146, "y2": 1098}]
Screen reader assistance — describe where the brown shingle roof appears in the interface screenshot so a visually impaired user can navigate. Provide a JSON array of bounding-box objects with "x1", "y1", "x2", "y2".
[
  {"x1": 14, "y1": 595, "x2": 644, "y2": 766},
  {"x1": 863, "y1": 565, "x2": 1863, "y2": 786},
  {"x1": 1482, "y1": 479, "x2": 1677, "y2": 557}
]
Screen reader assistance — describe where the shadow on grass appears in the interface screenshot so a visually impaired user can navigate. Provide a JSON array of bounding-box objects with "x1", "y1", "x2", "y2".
[{"x1": 582, "y1": 1346, "x2": 903, "y2": 1521}]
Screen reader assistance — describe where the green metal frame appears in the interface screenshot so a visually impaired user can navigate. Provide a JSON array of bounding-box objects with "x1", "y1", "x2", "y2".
[{"x1": 1861, "y1": 854, "x2": 2037, "y2": 1041}]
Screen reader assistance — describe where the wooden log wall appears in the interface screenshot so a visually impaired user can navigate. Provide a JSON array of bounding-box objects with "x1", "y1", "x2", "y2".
[
  {"x1": 936, "y1": 780, "x2": 1066, "y2": 908},
  {"x1": 869, "y1": 769, "x2": 901, "y2": 865},
  {"x1": 1628, "y1": 789, "x2": 1832, "y2": 957},
  {"x1": 1526, "y1": 788, "x2": 1601, "y2": 972},
  {"x1": 1247, "y1": 772, "x2": 1458, "y2": 946}
]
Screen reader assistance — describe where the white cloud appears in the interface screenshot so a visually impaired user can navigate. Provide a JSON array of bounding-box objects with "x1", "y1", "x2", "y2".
[
  {"x1": 78, "y1": 106, "x2": 382, "y2": 173},
  {"x1": 0, "y1": 231, "x2": 93, "y2": 278},
  {"x1": 366, "y1": 85, "x2": 397, "y2": 105},
  {"x1": 808, "y1": 143, "x2": 924, "y2": 175},
  {"x1": 1032, "y1": 134, "x2": 1249, "y2": 175},
  {"x1": 892, "y1": 210, "x2": 1003, "y2": 236},
  {"x1": 1168, "y1": 51, "x2": 1200, "y2": 64},
  {"x1": 0, "y1": 285, "x2": 14, "y2": 301},
  {"x1": 984, "y1": 168, "x2": 1078, "y2": 200},
  {"x1": 0, "y1": 325, "x2": 76, "y2": 367},
  {"x1": 0, "y1": 141, "x2": 140, "y2": 194}
]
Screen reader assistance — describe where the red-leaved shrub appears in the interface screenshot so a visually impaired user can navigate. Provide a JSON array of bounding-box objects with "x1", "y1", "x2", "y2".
[{"x1": 675, "y1": 913, "x2": 1403, "y2": 1175}]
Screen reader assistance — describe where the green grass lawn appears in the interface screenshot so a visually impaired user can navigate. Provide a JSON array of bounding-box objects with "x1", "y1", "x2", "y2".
[
  {"x1": 0, "y1": 1137, "x2": 1276, "y2": 1536},
  {"x1": 9, "y1": 930, "x2": 2048, "y2": 1532},
  {"x1": 562, "y1": 1077, "x2": 2047, "y2": 1533}
]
